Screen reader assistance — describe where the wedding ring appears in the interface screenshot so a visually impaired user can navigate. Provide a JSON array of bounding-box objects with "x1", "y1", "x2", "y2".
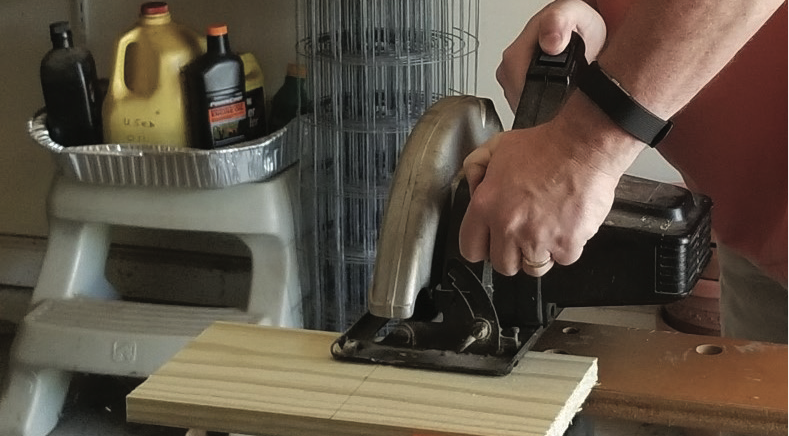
[{"x1": 522, "y1": 256, "x2": 551, "y2": 269}]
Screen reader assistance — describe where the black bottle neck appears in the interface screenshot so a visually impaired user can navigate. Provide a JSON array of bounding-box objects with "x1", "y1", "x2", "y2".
[
  {"x1": 50, "y1": 30, "x2": 73, "y2": 49},
  {"x1": 207, "y1": 34, "x2": 231, "y2": 55}
]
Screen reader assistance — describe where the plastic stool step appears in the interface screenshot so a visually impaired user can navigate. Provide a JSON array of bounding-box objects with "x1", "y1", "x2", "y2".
[
  {"x1": 0, "y1": 168, "x2": 302, "y2": 436},
  {"x1": 14, "y1": 298, "x2": 260, "y2": 376}
]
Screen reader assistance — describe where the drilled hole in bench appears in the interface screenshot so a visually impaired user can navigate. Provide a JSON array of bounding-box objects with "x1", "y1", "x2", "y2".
[
  {"x1": 562, "y1": 326, "x2": 580, "y2": 335},
  {"x1": 695, "y1": 344, "x2": 723, "y2": 355}
]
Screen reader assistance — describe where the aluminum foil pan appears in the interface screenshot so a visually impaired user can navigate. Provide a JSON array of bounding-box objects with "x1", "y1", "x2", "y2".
[{"x1": 28, "y1": 110, "x2": 300, "y2": 189}]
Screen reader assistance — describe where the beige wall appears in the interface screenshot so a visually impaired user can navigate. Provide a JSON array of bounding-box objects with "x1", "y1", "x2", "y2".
[
  {"x1": 0, "y1": 0, "x2": 70, "y2": 237},
  {"x1": 0, "y1": 0, "x2": 679, "y2": 241}
]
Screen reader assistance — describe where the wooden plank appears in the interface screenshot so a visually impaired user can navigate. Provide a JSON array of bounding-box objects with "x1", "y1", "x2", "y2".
[
  {"x1": 533, "y1": 320, "x2": 788, "y2": 435},
  {"x1": 558, "y1": 305, "x2": 661, "y2": 330},
  {"x1": 127, "y1": 322, "x2": 597, "y2": 436}
]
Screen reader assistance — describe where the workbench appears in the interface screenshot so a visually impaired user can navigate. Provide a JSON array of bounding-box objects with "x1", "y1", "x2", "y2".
[
  {"x1": 127, "y1": 320, "x2": 787, "y2": 436},
  {"x1": 533, "y1": 320, "x2": 787, "y2": 435}
]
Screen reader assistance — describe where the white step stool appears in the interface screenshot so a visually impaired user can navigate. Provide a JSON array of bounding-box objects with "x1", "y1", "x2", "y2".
[{"x1": 0, "y1": 168, "x2": 302, "y2": 436}]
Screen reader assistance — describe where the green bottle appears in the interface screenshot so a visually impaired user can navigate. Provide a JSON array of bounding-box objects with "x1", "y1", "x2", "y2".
[{"x1": 268, "y1": 63, "x2": 312, "y2": 133}]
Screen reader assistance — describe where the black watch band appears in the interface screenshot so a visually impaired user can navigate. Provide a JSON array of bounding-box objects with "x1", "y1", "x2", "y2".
[{"x1": 577, "y1": 61, "x2": 673, "y2": 147}]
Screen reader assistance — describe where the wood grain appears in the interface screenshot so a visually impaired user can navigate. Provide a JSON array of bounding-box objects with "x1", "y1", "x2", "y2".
[
  {"x1": 534, "y1": 320, "x2": 788, "y2": 435},
  {"x1": 127, "y1": 322, "x2": 598, "y2": 436}
]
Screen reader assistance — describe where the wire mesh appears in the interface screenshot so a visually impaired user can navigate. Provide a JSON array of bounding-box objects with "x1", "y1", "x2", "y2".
[{"x1": 297, "y1": 0, "x2": 479, "y2": 332}]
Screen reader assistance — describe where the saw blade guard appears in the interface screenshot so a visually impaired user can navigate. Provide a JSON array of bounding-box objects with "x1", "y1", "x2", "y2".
[{"x1": 368, "y1": 96, "x2": 503, "y2": 319}]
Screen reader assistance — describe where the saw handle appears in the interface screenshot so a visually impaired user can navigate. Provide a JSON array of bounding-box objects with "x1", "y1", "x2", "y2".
[{"x1": 512, "y1": 32, "x2": 586, "y2": 130}]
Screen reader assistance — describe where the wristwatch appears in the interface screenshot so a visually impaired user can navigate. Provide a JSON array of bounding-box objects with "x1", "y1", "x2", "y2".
[{"x1": 578, "y1": 61, "x2": 673, "y2": 147}]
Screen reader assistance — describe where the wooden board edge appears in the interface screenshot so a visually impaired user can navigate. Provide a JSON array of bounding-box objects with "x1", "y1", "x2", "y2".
[
  {"x1": 127, "y1": 396, "x2": 479, "y2": 436},
  {"x1": 547, "y1": 359, "x2": 598, "y2": 436}
]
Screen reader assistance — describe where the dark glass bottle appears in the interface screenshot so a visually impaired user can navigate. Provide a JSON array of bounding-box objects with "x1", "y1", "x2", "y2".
[
  {"x1": 268, "y1": 63, "x2": 312, "y2": 133},
  {"x1": 184, "y1": 23, "x2": 247, "y2": 149},
  {"x1": 40, "y1": 21, "x2": 102, "y2": 146}
]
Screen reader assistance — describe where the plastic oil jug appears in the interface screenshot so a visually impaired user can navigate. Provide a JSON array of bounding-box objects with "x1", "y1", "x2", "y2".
[{"x1": 102, "y1": 2, "x2": 204, "y2": 147}]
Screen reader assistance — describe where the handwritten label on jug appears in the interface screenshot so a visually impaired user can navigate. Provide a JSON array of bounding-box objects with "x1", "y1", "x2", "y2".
[{"x1": 124, "y1": 117, "x2": 156, "y2": 128}]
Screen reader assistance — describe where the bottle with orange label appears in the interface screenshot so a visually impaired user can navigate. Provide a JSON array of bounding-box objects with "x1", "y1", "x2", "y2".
[
  {"x1": 102, "y1": 2, "x2": 203, "y2": 147},
  {"x1": 184, "y1": 24, "x2": 247, "y2": 149}
]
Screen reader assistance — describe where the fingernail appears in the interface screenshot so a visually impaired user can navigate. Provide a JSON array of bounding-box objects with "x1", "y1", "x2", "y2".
[{"x1": 541, "y1": 32, "x2": 563, "y2": 54}]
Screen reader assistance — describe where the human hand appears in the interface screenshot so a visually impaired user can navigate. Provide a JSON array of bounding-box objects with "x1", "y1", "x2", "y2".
[
  {"x1": 497, "y1": 0, "x2": 607, "y2": 112},
  {"x1": 459, "y1": 117, "x2": 624, "y2": 277},
  {"x1": 457, "y1": 0, "x2": 617, "y2": 277}
]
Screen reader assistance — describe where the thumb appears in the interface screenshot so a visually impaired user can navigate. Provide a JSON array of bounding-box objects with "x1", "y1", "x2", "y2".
[
  {"x1": 538, "y1": 0, "x2": 607, "y2": 60},
  {"x1": 463, "y1": 146, "x2": 493, "y2": 196},
  {"x1": 538, "y1": 28, "x2": 567, "y2": 56}
]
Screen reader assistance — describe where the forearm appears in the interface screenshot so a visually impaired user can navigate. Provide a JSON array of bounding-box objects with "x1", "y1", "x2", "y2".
[
  {"x1": 461, "y1": 0, "x2": 784, "y2": 276},
  {"x1": 598, "y1": 0, "x2": 784, "y2": 119},
  {"x1": 554, "y1": 0, "x2": 784, "y2": 173}
]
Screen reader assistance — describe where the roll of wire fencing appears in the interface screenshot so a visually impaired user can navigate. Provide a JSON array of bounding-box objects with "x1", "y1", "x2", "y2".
[{"x1": 297, "y1": 0, "x2": 479, "y2": 331}]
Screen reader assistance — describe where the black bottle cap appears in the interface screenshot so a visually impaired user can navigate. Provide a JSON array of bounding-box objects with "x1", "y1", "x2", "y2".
[{"x1": 49, "y1": 21, "x2": 73, "y2": 48}]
